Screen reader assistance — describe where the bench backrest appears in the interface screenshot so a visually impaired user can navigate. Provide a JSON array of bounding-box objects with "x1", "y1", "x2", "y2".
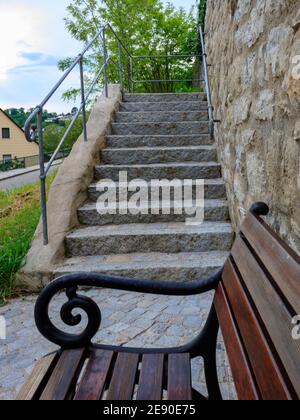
[{"x1": 214, "y1": 204, "x2": 300, "y2": 400}]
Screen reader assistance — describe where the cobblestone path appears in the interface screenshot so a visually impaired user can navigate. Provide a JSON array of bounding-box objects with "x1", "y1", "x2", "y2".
[{"x1": 0, "y1": 289, "x2": 236, "y2": 400}]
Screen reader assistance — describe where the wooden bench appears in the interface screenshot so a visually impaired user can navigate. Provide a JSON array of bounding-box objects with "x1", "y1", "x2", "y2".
[{"x1": 17, "y1": 203, "x2": 300, "y2": 400}]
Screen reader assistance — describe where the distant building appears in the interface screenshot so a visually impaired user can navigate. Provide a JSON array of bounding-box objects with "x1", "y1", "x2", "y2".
[{"x1": 0, "y1": 109, "x2": 39, "y2": 163}]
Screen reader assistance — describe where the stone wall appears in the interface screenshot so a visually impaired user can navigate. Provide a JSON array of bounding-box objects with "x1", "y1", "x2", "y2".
[{"x1": 205, "y1": 0, "x2": 300, "y2": 252}]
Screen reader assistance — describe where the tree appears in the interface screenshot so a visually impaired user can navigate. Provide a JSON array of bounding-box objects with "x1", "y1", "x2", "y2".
[
  {"x1": 43, "y1": 117, "x2": 84, "y2": 154},
  {"x1": 4, "y1": 108, "x2": 59, "y2": 129},
  {"x1": 198, "y1": 0, "x2": 207, "y2": 29},
  {"x1": 60, "y1": 0, "x2": 198, "y2": 95}
]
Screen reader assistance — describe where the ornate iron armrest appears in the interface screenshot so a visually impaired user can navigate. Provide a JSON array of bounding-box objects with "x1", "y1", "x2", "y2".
[{"x1": 35, "y1": 271, "x2": 222, "y2": 349}]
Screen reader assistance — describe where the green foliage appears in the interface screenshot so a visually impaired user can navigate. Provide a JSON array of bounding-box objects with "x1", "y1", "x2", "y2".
[
  {"x1": 198, "y1": 0, "x2": 207, "y2": 29},
  {"x1": 4, "y1": 108, "x2": 59, "y2": 129},
  {"x1": 43, "y1": 117, "x2": 84, "y2": 153},
  {"x1": 61, "y1": 0, "x2": 199, "y2": 94},
  {"x1": 0, "y1": 172, "x2": 56, "y2": 304},
  {"x1": 0, "y1": 158, "x2": 25, "y2": 172}
]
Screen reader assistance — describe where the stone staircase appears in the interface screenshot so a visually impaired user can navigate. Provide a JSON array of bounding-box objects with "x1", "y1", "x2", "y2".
[{"x1": 55, "y1": 93, "x2": 233, "y2": 281}]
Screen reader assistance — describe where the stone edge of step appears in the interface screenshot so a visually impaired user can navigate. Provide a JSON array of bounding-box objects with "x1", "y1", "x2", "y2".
[
  {"x1": 78, "y1": 199, "x2": 229, "y2": 212},
  {"x1": 54, "y1": 250, "x2": 229, "y2": 273},
  {"x1": 66, "y1": 221, "x2": 233, "y2": 239},
  {"x1": 102, "y1": 145, "x2": 217, "y2": 152}
]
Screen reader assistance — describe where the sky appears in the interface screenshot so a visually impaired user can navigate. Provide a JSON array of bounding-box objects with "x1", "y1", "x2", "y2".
[{"x1": 0, "y1": 0, "x2": 196, "y2": 114}]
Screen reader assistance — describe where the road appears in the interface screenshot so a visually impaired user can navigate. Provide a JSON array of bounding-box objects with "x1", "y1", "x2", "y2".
[{"x1": 0, "y1": 164, "x2": 60, "y2": 191}]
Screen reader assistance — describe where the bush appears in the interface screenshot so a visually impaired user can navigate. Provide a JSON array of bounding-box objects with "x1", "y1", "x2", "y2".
[{"x1": 0, "y1": 158, "x2": 25, "y2": 172}]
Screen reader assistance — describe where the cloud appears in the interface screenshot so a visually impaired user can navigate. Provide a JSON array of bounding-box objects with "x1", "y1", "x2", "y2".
[
  {"x1": 1, "y1": 63, "x2": 80, "y2": 114},
  {"x1": 0, "y1": 1, "x2": 80, "y2": 111},
  {"x1": 9, "y1": 53, "x2": 62, "y2": 75},
  {"x1": 0, "y1": 4, "x2": 45, "y2": 81},
  {"x1": 21, "y1": 52, "x2": 44, "y2": 62}
]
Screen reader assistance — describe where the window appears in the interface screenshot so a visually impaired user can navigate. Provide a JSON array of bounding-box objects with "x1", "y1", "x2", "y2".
[
  {"x1": 2, "y1": 128, "x2": 10, "y2": 139},
  {"x1": 3, "y1": 155, "x2": 12, "y2": 161}
]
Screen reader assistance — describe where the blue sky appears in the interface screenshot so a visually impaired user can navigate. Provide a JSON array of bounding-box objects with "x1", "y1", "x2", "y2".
[{"x1": 0, "y1": 0, "x2": 196, "y2": 113}]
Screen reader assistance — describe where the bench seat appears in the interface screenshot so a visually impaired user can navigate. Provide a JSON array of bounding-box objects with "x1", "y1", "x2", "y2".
[
  {"x1": 17, "y1": 349, "x2": 193, "y2": 401},
  {"x1": 16, "y1": 203, "x2": 300, "y2": 401}
]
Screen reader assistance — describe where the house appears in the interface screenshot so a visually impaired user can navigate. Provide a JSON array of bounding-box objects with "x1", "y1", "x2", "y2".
[{"x1": 0, "y1": 108, "x2": 39, "y2": 163}]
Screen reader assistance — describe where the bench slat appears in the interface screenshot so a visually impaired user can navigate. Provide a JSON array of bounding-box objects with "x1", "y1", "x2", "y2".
[
  {"x1": 136, "y1": 354, "x2": 164, "y2": 400},
  {"x1": 40, "y1": 349, "x2": 86, "y2": 400},
  {"x1": 232, "y1": 236, "x2": 300, "y2": 398},
  {"x1": 74, "y1": 350, "x2": 114, "y2": 400},
  {"x1": 168, "y1": 354, "x2": 192, "y2": 400},
  {"x1": 242, "y1": 213, "x2": 300, "y2": 315},
  {"x1": 16, "y1": 353, "x2": 57, "y2": 400},
  {"x1": 107, "y1": 353, "x2": 139, "y2": 400},
  {"x1": 222, "y1": 260, "x2": 292, "y2": 400},
  {"x1": 214, "y1": 283, "x2": 259, "y2": 400}
]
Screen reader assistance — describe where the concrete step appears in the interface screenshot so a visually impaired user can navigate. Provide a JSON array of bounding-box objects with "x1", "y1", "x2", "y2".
[
  {"x1": 54, "y1": 251, "x2": 228, "y2": 282},
  {"x1": 124, "y1": 93, "x2": 206, "y2": 103},
  {"x1": 115, "y1": 111, "x2": 208, "y2": 123},
  {"x1": 78, "y1": 200, "x2": 229, "y2": 226},
  {"x1": 65, "y1": 222, "x2": 233, "y2": 257},
  {"x1": 106, "y1": 134, "x2": 213, "y2": 148},
  {"x1": 88, "y1": 179, "x2": 227, "y2": 202},
  {"x1": 120, "y1": 101, "x2": 208, "y2": 112},
  {"x1": 111, "y1": 121, "x2": 209, "y2": 135},
  {"x1": 95, "y1": 162, "x2": 221, "y2": 182},
  {"x1": 101, "y1": 146, "x2": 217, "y2": 165}
]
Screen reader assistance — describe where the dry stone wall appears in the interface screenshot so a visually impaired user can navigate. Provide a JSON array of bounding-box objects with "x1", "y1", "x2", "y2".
[{"x1": 206, "y1": 0, "x2": 300, "y2": 252}]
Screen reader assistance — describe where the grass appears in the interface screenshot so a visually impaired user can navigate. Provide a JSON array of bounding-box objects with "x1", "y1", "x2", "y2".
[{"x1": 0, "y1": 172, "x2": 56, "y2": 304}]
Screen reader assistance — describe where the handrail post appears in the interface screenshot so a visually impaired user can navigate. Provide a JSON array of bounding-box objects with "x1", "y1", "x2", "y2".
[
  {"x1": 118, "y1": 41, "x2": 123, "y2": 87},
  {"x1": 130, "y1": 57, "x2": 134, "y2": 93},
  {"x1": 79, "y1": 56, "x2": 88, "y2": 142},
  {"x1": 102, "y1": 27, "x2": 109, "y2": 98},
  {"x1": 37, "y1": 108, "x2": 49, "y2": 246},
  {"x1": 199, "y1": 26, "x2": 214, "y2": 139}
]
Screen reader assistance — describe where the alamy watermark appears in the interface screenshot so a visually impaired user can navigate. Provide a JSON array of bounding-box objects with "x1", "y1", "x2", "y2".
[
  {"x1": 292, "y1": 55, "x2": 300, "y2": 80},
  {"x1": 95, "y1": 171, "x2": 205, "y2": 226},
  {"x1": 292, "y1": 315, "x2": 300, "y2": 341},
  {"x1": 0, "y1": 316, "x2": 6, "y2": 340}
]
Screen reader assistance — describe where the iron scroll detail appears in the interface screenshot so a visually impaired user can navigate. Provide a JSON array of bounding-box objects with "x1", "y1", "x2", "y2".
[
  {"x1": 34, "y1": 203, "x2": 269, "y2": 350},
  {"x1": 34, "y1": 271, "x2": 222, "y2": 349},
  {"x1": 35, "y1": 282, "x2": 101, "y2": 349}
]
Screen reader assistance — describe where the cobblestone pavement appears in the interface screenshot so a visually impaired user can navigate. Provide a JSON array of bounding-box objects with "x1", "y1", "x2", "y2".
[{"x1": 0, "y1": 289, "x2": 236, "y2": 400}]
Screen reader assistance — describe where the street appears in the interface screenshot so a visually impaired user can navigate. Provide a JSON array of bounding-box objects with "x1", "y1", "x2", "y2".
[{"x1": 0, "y1": 163, "x2": 60, "y2": 191}]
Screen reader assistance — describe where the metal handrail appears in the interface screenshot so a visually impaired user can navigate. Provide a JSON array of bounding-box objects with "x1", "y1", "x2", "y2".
[
  {"x1": 133, "y1": 78, "x2": 204, "y2": 84},
  {"x1": 198, "y1": 25, "x2": 214, "y2": 139},
  {"x1": 24, "y1": 23, "x2": 132, "y2": 245},
  {"x1": 25, "y1": 22, "x2": 209, "y2": 245},
  {"x1": 132, "y1": 54, "x2": 200, "y2": 59},
  {"x1": 129, "y1": 53, "x2": 203, "y2": 93}
]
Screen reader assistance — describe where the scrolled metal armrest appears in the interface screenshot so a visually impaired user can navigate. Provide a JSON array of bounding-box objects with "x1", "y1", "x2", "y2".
[{"x1": 35, "y1": 271, "x2": 222, "y2": 349}]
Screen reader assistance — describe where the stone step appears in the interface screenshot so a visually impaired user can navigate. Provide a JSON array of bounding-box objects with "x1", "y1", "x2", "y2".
[
  {"x1": 78, "y1": 200, "x2": 229, "y2": 226},
  {"x1": 101, "y1": 146, "x2": 217, "y2": 165},
  {"x1": 88, "y1": 179, "x2": 227, "y2": 202},
  {"x1": 111, "y1": 121, "x2": 209, "y2": 135},
  {"x1": 54, "y1": 251, "x2": 228, "y2": 282},
  {"x1": 124, "y1": 93, "x2": 206, "y2": 103},
  {"x1": 95, "y1": 162, "x2": 221, "y2": 182},
  {"x1": 106, "y1": 134, "x2": 213, "y2": 148},
  {"x1": 65, "y1": 222, "x2": 233, "y2": 257},
  {"x1": 115, "y1": 111, "x2": 208, "y2": 123},
  {"x1": 120, "y1": 101, "x2": 208, "y2": 112}
]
